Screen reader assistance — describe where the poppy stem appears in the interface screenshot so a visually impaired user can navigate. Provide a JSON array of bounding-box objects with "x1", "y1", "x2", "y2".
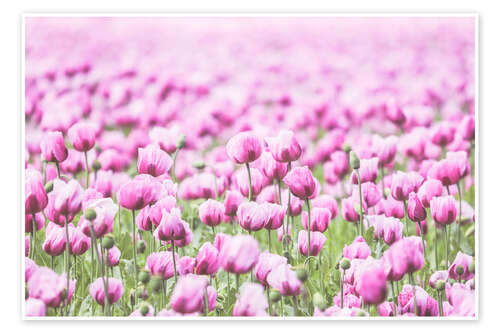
[
  {"x1": 356, "y1": 169, "x2": 364, "y2": 237},
  {"x1": 131, "y1": 209, "x2": 138, "y2": 288},
  {"x1": 84, "y1": 151, "x2": 89, "y2": 189},
  {"x1": 305, "y1": 198, "x2": 311, "y2": 258},
  {"x1": 245, "y1": 163, "x2": 253, "y2": 201},
  {"x1": 457, "y1": 182, "x2": 462, "y2": 250},
  {"x1": 172, "y1": 242, "x2": 177, "y2": 283}
]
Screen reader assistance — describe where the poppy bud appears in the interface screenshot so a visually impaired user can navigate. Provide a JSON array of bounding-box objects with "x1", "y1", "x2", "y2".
[
  {"x1": 84, "y1": 208, "x2": 97, "y2": 221},
  {"x1": 340, "y1": 258, "x2": 351, "y2": 270},
  {"x1": 350, "y1": 151, "x2": 360, "y2": 170},
  {"x1": 140, "y1": 303, "x2": 150, "y2": 316},
  {"x1": 137, "y1": 286, "x2": 148, "y2": 300},
  {"x1": 270, "y1": 290, "x2": 282, "y2": 303},
  {"x1": 92, "y1": 159, "x2": 101, "y2": 172},
  {"x1": 296, "y1": 268, "x2": 308, "y2": 282},
  {"x1": 436, "y1": 280, "x2": 446, "y2": 291},
  {"x1": 44, "y1": 180, "x2": 54, "y2": 193},
  {"x1": 130, "y1": 289, "x2": 136, "y2": 306},
  {"x1": 192, "y1": 160, "x2": 206, "y2": 169},
  {"x1": 342, "y1": 143, "x2": 351, "y2": 153},
  {"x1": 356, "y1": 310, "x2": 367, "y2": 317},
  {"x1": 176, "y1": 134, "x2": 186, "y2": 149},
  {"x1": 102, "y1": 236, "x2": 114, "y2": 249},
  {"x1": 151, "y1": 276, "x2": 162, "y2": 293},
  {"x1": 313, "y1": 293, "x2": 327, "y2": 311},
  {"x1": 138, "y1": 270, "x2": 151, "y2": 284},
  {"x1": 137, "y1": 240, "x2": 146, "y2": 254}
]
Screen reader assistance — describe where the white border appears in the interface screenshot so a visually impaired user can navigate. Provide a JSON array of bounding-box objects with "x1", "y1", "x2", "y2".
[{"x1": 21, "y1": 13, "x2": 479, "y2": 321}]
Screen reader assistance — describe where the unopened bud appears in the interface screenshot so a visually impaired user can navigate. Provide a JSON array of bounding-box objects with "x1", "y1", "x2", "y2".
[
  {"x1": 192, "y1": 160, "x2": 206, "y2": 169},
  {"x1": 102, "y1": 236, "x2": 114, "y2": 249},
  {"x1": 436, "y1": 280, "x2": 446, "y2": 291},
  {"x1": 270, "y1": 290, "x2": 282, "y2": 303},
  {"x1": 44, "y1": 181, "x2": 54, "y2": 193},
  {"x1": 92, "y1": 159, "x2": 101, "y2": 172},
  {"x1": 340, "y1": 258, "x2": 351, "y2": 270},
  {"x1": 151, "y1": 276, "x2": 162, "y2": 293},
  {"x1": 356, "y1": 310, "x2": 367, "y2": 317},
  {"x1": 350, "y1": 151, "x2": 360, "y2": 170},
  {"x1": 296, "y1": 268, "x2": 308, "y2": 282},
  {"x1": 342, "y1": 143, "x2": 351, "y2": 153},
  {"x1": 84, "y1": 209, "x2": 97, "y2": 221},
  {"x1": 140, "y1": 303, "x2": 150, "y2": 316},
  {"x1": 313, "y1": 293, "x2": 327, "y2": 311},
  {"x1": 137, "y1": 240, "x2": 146, "y2": 254},
  {"x1": 138, "y1": 270, "x2": 151, "y2": 284},
  {"x1": 176, "y1": 135, "x2": 186, "y2": 150}
]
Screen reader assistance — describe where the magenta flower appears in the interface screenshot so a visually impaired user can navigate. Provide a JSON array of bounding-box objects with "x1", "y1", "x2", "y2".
[
  {"x1": 170, "y1": 274, "x2": 209, "y2": 314},
  {"x1": 220, "y1": 235, "x2": 260, "y2": 274},
  {"x1": 89, "y1": 277, "x2": 124, "y2": 306},
  {"x1": 25, "y1": 298, "x2": 46, "y2": 317},
  {"x1": 398, "y1": 285, "x2": 438, "y2": 316},
  {"x1": 298, "y1": 230, "x2": 326, "y2": 256},
  {"x1": 223, "y1": 190, "x2": 245, "y2": 217},
  {"x1": 265, "y1": 130, "x2": 302, "y2": 163},
  {"x1": 354, "y1": 259, "x2": 388, "y2": 305},
  {"x1": 267, "y1": 263, "x2": 302, "y2": 296},
  {"x1": 178, "y1": 256, "x2": 196, "y2": 275},
  {"x1": 78, "y1": 197, "x2": 118, "y2": 238},
  {"x1": 233, "y1": 282, "x2": 269, "y2": 316},
  {"x1": 25, "y1": 169, "x2": 48, "y2": 215},
  {"x1": 237, "y1": 201, "x2": 267, "y2": 232},
  {"x1": 199, "y1": 199, "x2": 225, "y2": 227},
  {"x1": 117, "y1": 176, "x2": 156, "y2": 210},
  {"x1": 430, "y1": 195, "x2": 457, "y2": 226},
  {"x1": 383, "y1": 236, "x2": 425, "y2": 278},
  {"x1": 407, "y1": 192, "x2": 426, "y2": 222},
  {"x1": 40, "y1": 131, "x2": 68, "y2": 163},
  {"x1": 254, "y1": 252, "x2": 288, "y2": 286},
  {"x1": 259, "y1": 151, "x2": 288, "y2": 180},
  {"x1": 195, "y1": 242, "x2": 220, "y2": 275},
  {"x1": 146, "y1": 251, "x2": 178, "y2": 279},
  {"x1": 301, "y1": 207, "x2": 331, "y2": 233},
  {"x1": 25, "y1": 257, "x2": 38, "y2": 282},
  {"x1": 262, "y1": 202, "x2": 286, "y2": 230},
  {"x1": 283, "y1": 166, "x2": 317, "y2": 200},
  {"x1": 137, "y1": 144, "x2": 173, "y2": 177},
  {"x1": 68, "y1": 122, "x2": 96, "y2": 152},
  {"x1": 417, "y1": 179, "x2": 443, "y2": 208},
  {"x1": 429, "y1": 270, "x2": 449, "y2": 289},
  {"x1": 351, "y1": 157, "x2": 378, "y2": 184},
  {"x1": 343, "y1": 236, "x2": 371, "y2": 260},
  {"x1": 52, "y1": 179, "x2": 84, "y2": 218},
  {"x1": 155, "y1": 209, "x2": 187, "y2": 241},
  {"x1": 226, "y1": 131, "x2": 263, "y2": 164},
  {"x1": 311, "y1": 194, "x2": 338, "y2": 219},
  {"x1": 42, "y1": 224, "x2": 66, "y2": 256},
  {"x1": 25, "y1": 212, "x2": 45, "y2": 233},
  {"x1": 235, "y1": 167, "x2": 264, "y2": 199},
  {"x1": 372, "y1": 135, "x2": 398, "y2": 166},
  {"x1": 68, "y1": 225, "x2": 91, "y2": 256},
  {"x1": 428, "y1": 159, "x2": 462, "y2": 186},
  {"x1": 448, "y1": 252, "x2": 474, "y2": 281}
]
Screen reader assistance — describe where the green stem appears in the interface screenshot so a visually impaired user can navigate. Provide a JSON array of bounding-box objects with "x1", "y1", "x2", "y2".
[
  {"x1": 31, "y1": 213, "x2": 37, "y2": 260},
  {"x1": 171, "y1": 148, "x2": 179, "y2": 183},
  {"x1": 266, "y1": 286, "x2": 271, "y2": 315},
  {"x1": 356, "y1": 169, "x2": 364, "y2": 237},
  {"x1": 204, "y1": 287, "x2": 209, "y2": 316},
  {"x1": 390, "y1": 281, "x2": 398, "y2": 316},
  {"x1": 438, "y1": 291, "x2": 444, "y2": 316},
  {"x1": 403, "y1": 200, "x2": 409, "y2": 236},
  {"x1": 380, "y1": 165, "x2": 386, "y2": 198},
  {"x1": 84, "y1": 151, "x2": 89, "y2": 189},
  {"x1": 409, "y1": 273, "x2": 418, "y2": 316},
  {"x1": 245, "y1": 163, "x2": 253, "y2": 201},
  {"x1": 340, "y1": 269, "x2": 344, "y2": 308},
  {"x1": 132, "y1": 210, "x2": 138, "y2": 289},
  {"x1": 64, "y1": 215, "x2": 71, "y2": 313},
  {"x1": 236, "y1": 274, "x2": 240, "y2": 293},
  {"x1": 417, "y1": 221, "x2": 426, "y2": 258},
  {"x1": 292, "y1": 296, "x2": 299, "y2": 316},
  {"x1": 55, "y1": 161, "x2": 61, "y2": 178},
  {"x1": 172, "y1": 242, "x2": 177, "y2": 283},
  {"x1": 457, "y1": 182, "x2": 462, "y2": 251},
  {"x1": 444, "y1": 225, "x2": 449, "y2": 267},
  {"x1": 306, "y1": 198, "x2": 311, "y2": 257},
  {"x1": 268, "y1": 229, "x2": 272, "y2": 252}
]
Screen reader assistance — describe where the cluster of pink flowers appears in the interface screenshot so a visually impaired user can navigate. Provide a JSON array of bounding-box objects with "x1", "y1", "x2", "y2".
[{"x1": 24, "y1": 17, "x2": 475, "y2": 318}]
